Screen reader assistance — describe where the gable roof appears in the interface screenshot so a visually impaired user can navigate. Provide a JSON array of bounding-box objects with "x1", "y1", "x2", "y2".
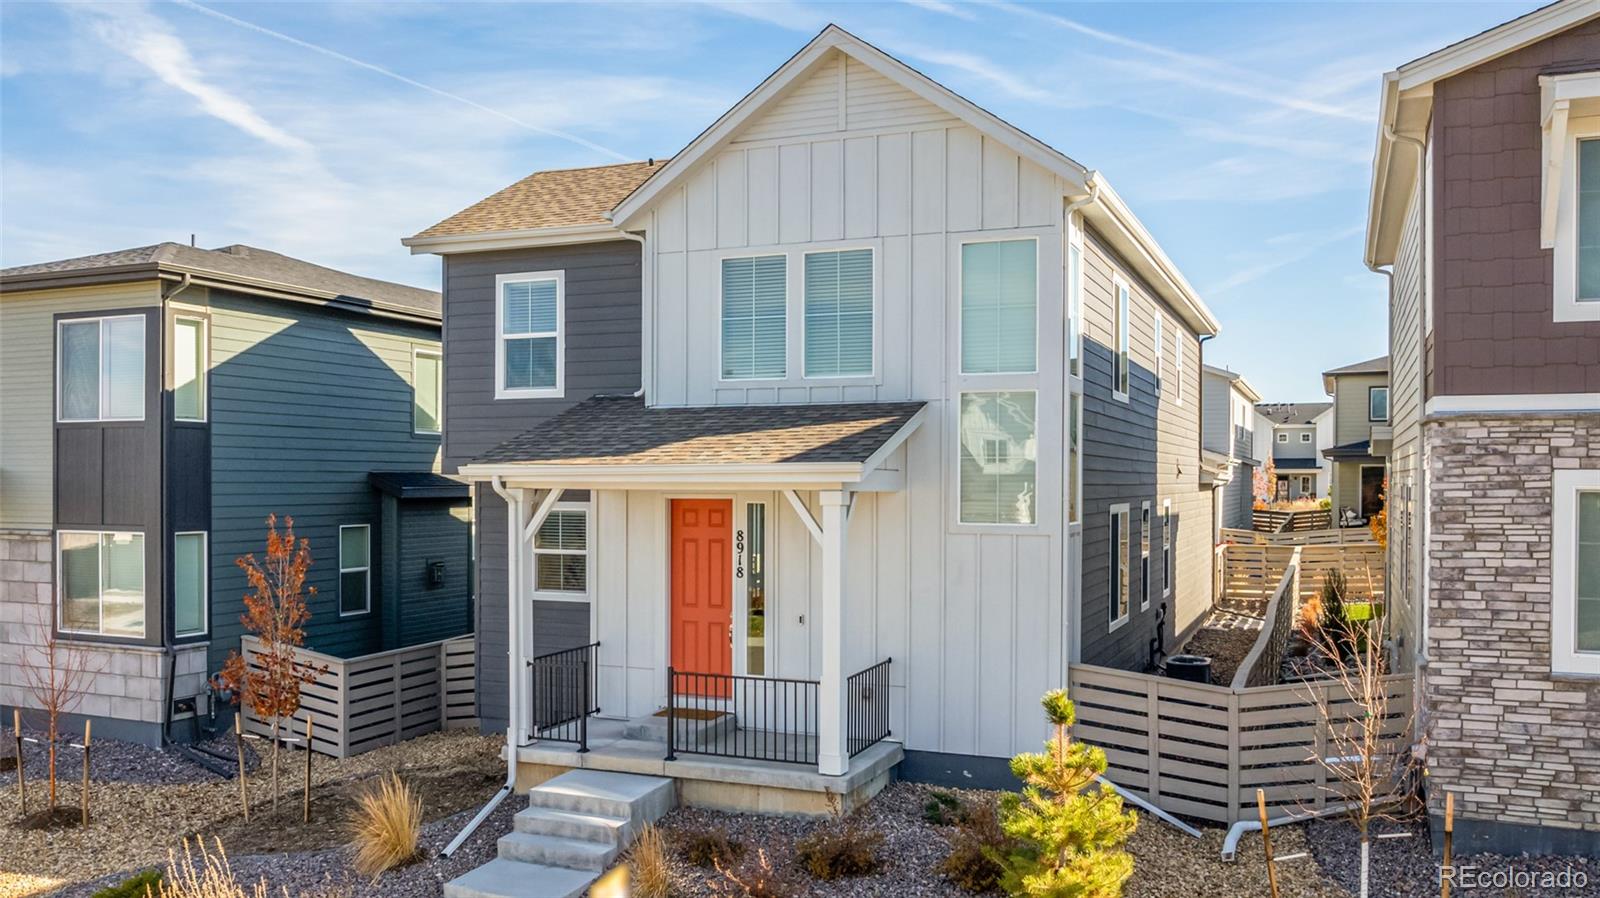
[
  {"x1": 1202, "y1": 364, "x2": 1262, "y2": 402},
  {"x1": 1321, "y1": 354, "x2": 1389, "y2": 394},
  {"x1": 1255, "y1": 402, "x2": 1332, "y2": 426},
  {"x1": 1, "y1": 243, "x2": 440, "y2": 322},
  {"x1": 1366, "y1": 0, "x2": 1600, "y2": 266},
  {"x1": 405, "y1": 160, "x2": 668, "y2": 249}
]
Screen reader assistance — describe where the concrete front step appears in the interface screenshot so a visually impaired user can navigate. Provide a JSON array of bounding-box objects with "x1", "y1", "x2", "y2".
[
  {"x1": 496, "y1": 831, "x2": 619, "y2": 872},
  {"x1": 441, "y1": 858, "x2": 596, "y2": 898},
  {"x1": 622, "y1": 710, "x2": 737, "y2": 743},
  {"x1": 513, "y1": 805, "x2": 631, "y2": 844},
  {"x1": 525, "y1": 768, "x2": 675, "y2": 823}
]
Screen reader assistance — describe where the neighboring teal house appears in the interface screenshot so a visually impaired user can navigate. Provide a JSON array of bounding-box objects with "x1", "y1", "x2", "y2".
[{"x1": 0, "y1": 243, "x2": 469, "y2": 745}]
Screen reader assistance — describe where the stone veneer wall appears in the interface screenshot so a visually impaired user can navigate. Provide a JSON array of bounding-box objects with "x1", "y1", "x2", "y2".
[
  {"x1": 1424, "y1": 415, "x2": 1600, "y2": 854},
  {"x1": 0, "y1": 530, "x2": 208, "y2": 746}
]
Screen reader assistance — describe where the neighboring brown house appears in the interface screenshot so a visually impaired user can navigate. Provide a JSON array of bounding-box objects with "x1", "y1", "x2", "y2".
[{"x1": 1367, "y1": 0, "x2": 1600, "y2": 856}]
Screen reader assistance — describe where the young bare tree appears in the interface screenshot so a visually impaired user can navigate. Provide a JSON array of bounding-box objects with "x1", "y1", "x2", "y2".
[
  {"x1": 17, "y1": 606, "x2": 103, "y2": 812},
  {"x1": 1298, "y1": 593, "x2": 1415, "y2": 898},
  {"x1": 214, "y1": 514, "x2": 325, "y2": 813}
]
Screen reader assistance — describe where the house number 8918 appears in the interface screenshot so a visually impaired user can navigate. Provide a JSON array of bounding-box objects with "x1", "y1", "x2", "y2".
[{"x1": 735, "y1": 529, "x2": 745, "y2": 578}]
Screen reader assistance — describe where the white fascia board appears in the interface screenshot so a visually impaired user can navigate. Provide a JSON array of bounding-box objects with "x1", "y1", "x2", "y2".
[
  {"x1": 610, "y1": 25, "x2": 1091, "y2": 230},
  {"x1": 1082, "y1": 175, "x2": 1219, "y2": 336},
  {"x1": 456, "y1": 461, "x2": 864, "y2": 490},
  {"x1": 1395, "y1": 0, "x2": 1600, "y2": 93},
  {"x1": 401, "y1": 222, "x2": 622, "y2": 255},
  {"x1": 1425, "y1": 393, "x2": 1600, "y2": 415}
]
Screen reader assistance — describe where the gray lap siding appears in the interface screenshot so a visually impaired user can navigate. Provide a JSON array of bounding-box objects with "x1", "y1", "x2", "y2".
[{"x1": 441, "y1": 241, "x2": 643, "y2": 732}]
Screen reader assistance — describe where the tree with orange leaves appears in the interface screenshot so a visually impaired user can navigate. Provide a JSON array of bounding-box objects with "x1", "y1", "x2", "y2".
[
  {"x1": 1369, "y1": 476, "x2": 1389, "y2": 548},
  {"x1": 214, "y1": 514, "x2": 326, "y2": 812}
]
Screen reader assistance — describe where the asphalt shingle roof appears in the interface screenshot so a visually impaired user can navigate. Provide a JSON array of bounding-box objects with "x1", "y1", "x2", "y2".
[
  {"x1": 410, "y1": 160, "x2": 669, "y2": 240},
  {"x1": 472, "y1": 395, "x2": 926, "y2": 467},
  {"x1": 1, "y1": 243, "x2": 440, "y2": 319},
  {"x1": 1322, "y1": 355, "x2": 1389, "y2": 377},
  {"x1": 1256, "y1": 402, "x2": 1332, "y2": 426},
  {"x1": 1272, "y1": 457, "x2": 1321, "y2": 471}
]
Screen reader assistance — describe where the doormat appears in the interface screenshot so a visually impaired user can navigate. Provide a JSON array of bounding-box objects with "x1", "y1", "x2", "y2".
[{"x1": 651, "y1": 708, "x2": 728, "y2": 721}]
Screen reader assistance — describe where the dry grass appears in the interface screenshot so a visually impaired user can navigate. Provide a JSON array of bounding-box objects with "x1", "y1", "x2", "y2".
[
  {"x1": 629, "y1": 823, "x2": 671, "y2": 898},
  {"x1": 347, "y1": 772, "x2": 421, "y2": 878},
  {"x1": 153, "y1": 838, "x2": 271, "y2": 898}
]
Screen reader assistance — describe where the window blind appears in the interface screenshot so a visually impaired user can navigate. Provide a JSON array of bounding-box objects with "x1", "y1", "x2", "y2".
[
  {"x1": 804, "y1": 249, "x2": 873, "y2": 376},
  {"x1": 722, "y1": 255, "x2": 787, "y2": 379},
  {"x1": 961, "y1": 240, "x2": 1037, "y2": 373}
]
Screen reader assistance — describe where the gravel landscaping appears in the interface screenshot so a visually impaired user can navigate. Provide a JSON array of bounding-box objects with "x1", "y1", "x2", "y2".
[{"x1": 1308, "y1": 817, "x2": 1599, "y2": 898}]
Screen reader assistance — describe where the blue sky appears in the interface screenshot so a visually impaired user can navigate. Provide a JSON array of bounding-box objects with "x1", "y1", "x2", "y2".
[{"x1": 0, "y1": 1, "x2": 1540, "y2": 398}]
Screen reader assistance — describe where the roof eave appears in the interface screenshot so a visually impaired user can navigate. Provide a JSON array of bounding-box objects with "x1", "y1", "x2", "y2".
[
  {"x1": 400, "y1": 222, "x2": 622, "y2": 255},
  {"x1": 1083, "y1": 175, "x2": 1220, "y2": 336},
  {"x1": 455, "y1": 460, "x2": 867, "y2": 489}
]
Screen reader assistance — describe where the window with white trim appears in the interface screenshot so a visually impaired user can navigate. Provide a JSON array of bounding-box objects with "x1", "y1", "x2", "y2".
[
  {"x1": 58, "y1": 530, "x2": 144, "y2": 638},
  {"x1": 339, "y1": 525, "x2": 371, "y2": 616},
  {"x1": 1067, "y1": 238, "x2": 1083, "y2": 379},
  {"x1": 497, "y1": 271, "x2": 563, "y2": 398},
  {"x1": 1369, "y1": 386, "x2": 1389, "y2": 422},
  {"x1": 1154, "y1": 316, "x2": 1164, "y2": 387},
  {"x1": 1109, "y1": 504, "x2": 1130, "y2": 631},
  {"x1": 1068, "y1": 394, "x2": 1082, "y2": 526},
  {"x1": 1552, "y1": 469, "x2": 1600, "y2": 674},
  {"x1": 173, "y1": 531, "x2": 207, "y2": 637},
  {"x1": 58, "y1": 314, "x2": 144, "y2": 422},
  {"x1": 1113, "y1": 277, "x2": 1130, "y2": 400},
  {"x1": 173, "y1": 316, "x2": 206, "y2": 422},
  {"x1": 1140, "y1": 502, "x2": 1151, "y2": 611},
  {"x1": 414, "y1": 347, "x2": 442, "y2": 434},
  {"x1": 1174, "y1": 332, "x2": 1184, "y2": 405},
  {"x1": 1300, "y1": 475, "x2": 1314, "y2": 496},
  {"x1": 534, "y1": 505, "x2": 589, "y2": 594},
  {"x1": 961, "y1": 239, "x2": 1037, "y2": 374},
  {"x1": 803, "y1": 248, "x2": 873, "y2": 377},
  {"x1": 1545, "y1": 88, "x2": 1600, "y2": 322},
  {"x1": 1278, "y1": 432, "x2": 1289, "y2": 443},
  {"x1": 1161, "y1": 499, "x2": 1172, "y2": 598},
  {"x1": 958, "y1": 391, "x2": 1037, "y2": 525},
  {"x1": 722, "y1": 255, "x2": 787, "y2": 380},
  {"x1": 1301, "y1": 432, "x2": 1312, "y2": 443}
]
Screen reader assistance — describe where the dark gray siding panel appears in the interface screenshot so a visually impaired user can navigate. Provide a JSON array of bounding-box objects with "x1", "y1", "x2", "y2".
[
  {"x1": 167, "y1": 425, "x2": 210, "y2": 532},
  {"x1": 529, "y1": 601, "x2": 590, "y2": 656},
  {"x1": 396, "y1": 499, "x2": 472, "y2": 646},
  {"x1": 440, "y1": 241, "x2": 643, "y2": 470},
  {"x1": 207, "y1": 290, "x2": 440, "y2": 676},
  {"x1": 475, "y1": 485, "x2": 509, "y2": 731}
]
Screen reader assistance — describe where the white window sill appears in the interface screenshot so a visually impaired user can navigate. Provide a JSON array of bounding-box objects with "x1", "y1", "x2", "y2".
[{"x1": 497, "y1": 388, "x2": 563, "y2": 401}]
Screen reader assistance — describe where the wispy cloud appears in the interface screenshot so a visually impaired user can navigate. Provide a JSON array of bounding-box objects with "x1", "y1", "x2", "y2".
[
  {"x1": 72, "y1": 2, "x2": 311, "y2": 153},
  {"x1": 170, "y1": 0, "x2": 632, "y2": 161},
  {"x1": 1205, "y1": 224, "x2": 1365, "y2": 295},
  {"x1": 899, "y1": 0, "x2": 977, "y2": 20}
]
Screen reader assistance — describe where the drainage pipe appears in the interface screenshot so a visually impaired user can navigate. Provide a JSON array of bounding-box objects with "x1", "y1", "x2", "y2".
[
  {"x1": 1097, "y1": 775, "x2": 1202, "y2": 839},
  {"x1": 1221, "y1": 800, "x2": 1364, "y2": 861},
  {"x1": 441, "y1": 476, "x2": 521, "y2": 858}
]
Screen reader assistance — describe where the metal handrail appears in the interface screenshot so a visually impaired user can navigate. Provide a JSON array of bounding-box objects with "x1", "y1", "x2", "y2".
[
  {"x1": 665, "y1": 667, "x2": 819, "y2": 766},
  {"x1": 527, "y1": 641, "x2": 600, "y2": 752},
  {"x1": 847, "y1": 658, "x2": 892, "y2": 756}
]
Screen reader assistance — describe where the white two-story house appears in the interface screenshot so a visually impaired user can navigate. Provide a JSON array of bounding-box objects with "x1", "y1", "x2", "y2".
[{"x1": 405, "y1": 25, "x2": 1221, "y2": 809}]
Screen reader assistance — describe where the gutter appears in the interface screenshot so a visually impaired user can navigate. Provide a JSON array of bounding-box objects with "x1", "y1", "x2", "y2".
[{"x1": 443, "y1": 475, "x2": 520, "y2": 858}]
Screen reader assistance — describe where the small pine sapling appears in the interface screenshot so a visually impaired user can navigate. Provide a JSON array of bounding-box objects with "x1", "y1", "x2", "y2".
[{"x1": 996, "y1": 690, "x2": 1137, "y2": 898}]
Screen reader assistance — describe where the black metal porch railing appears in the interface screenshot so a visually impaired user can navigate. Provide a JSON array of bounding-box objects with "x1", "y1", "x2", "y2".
[
  {"x1": 847, "y1": 658, "x2": 892, "y2": 756},
  {"x1": 665, "y1": 668, "x2": 819, "y2": 766},
  {"x1": 527, "y1": 642, "x2": 600, "y2": 752}
]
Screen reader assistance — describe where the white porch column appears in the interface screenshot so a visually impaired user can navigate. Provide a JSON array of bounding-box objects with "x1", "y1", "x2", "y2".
[
  {"x1": 499, "y1": 484, "x2": 529, "y2": 752},
  {"x1": 818, "y1": 490, "x2": 850, "y2": 776}
]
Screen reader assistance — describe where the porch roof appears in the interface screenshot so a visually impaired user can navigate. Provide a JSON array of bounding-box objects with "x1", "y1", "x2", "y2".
[
  {"x1": 459, "y1": 395, "x2": 926, "y2": 487},
  {"x1": 1322, "y1": 440, "x2": 1382, "y2": 462}
]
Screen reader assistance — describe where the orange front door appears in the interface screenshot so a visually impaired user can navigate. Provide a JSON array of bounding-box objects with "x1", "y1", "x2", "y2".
[{"x1": 670, "y1": 499, "x2": 733, "y2": 686}]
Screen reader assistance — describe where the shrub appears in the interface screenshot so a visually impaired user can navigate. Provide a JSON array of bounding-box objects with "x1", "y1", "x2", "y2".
[
  {"x1": 937, "y1": 800, "x2": 1015, "y2": 893},
  {"x1": 349, "y1": 771, "x2": 422, "y2": 877},
  {"x1": 923, "y1": 790, "x2": 966, "y2": 826},
  {"x1": 153, "y1": 838, "x2": 271, "y2": 898},
  {"x1": 1318, "y1": 497, "x2": 1333, "y2": 510},
  {"x1": 630, "y1": 823, "x2": 671, "y2": 898},
  {"x1": 90, "y1": 869, "x2": 162, "y2": 898},
  {"x1": 996, "y1": 690, "x2": 1136, "y2": 898},
  {"x1": 713, "y1": 849, "x2": 795, "y2": 898},
  {"x1": 794, "y1": 816, "x2": 881, "y2": 880},
  {"x1": 681, "y1": 827, "x2": 745, "y2": 867}
]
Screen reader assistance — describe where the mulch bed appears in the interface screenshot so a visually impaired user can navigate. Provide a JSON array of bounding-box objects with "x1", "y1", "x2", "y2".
[{"x1": 1176, "y1": 626, "x2": 1261, "y2": 686}]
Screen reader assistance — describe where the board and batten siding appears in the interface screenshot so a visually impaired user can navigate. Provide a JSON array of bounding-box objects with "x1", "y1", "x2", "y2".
[
  {"x1": 0, "y1": 282, "x2": 163, "y2": 531},
  {"x1": 439, "y1": 241, "x2": 643, "y2": 731},
  {"x1": 1078, "y1": 230, "x2": 1213, "y2": 668},
  {"x1": 206, "y1": 289, "x2": 440, "y2": 676}
]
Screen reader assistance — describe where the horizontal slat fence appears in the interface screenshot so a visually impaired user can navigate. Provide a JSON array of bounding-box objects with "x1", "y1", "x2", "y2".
[
  {"x1": 1251, "y1": 509, "x2": 1334, "y2": 533},
  {"x1": 1217, "y1": 542, "x2": 1384, "y2": 605},
  {"x1": 1222, "y1": 527, "x2": 1376, "y2": 547},
  {"x1": 1069, "y1": 663, "x2": 1413, "y2": 824},
  {"x1": 241, "y1": 634, "x2": 476, "y2": 758}
]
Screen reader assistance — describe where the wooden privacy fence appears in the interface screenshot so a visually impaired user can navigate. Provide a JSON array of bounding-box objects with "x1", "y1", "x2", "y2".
[
  {"x1": 1233, "y1": 552, "x2": 1300, "y2": 689},
  {"x1": 1223, "y1": 526, "x2": 1376, "y2": 546},
  {"x1": 241, "y1": 634, "x2": 477, "y2": 758},
  {"x1": 1218, "y1": 542, "x2": 1384, "y2": 604},
  {"x1": 1068, "y1": 663, "x2": 1414, "y2": 824},
  {"x1": 1252, "y1": 509, "x2": 1333, "y2": 533}
]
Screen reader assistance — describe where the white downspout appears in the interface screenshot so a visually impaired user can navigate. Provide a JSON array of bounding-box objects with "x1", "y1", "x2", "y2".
[
  {"x1": 615, "y1": 229, "x2": 649, "y2": 398},
  {"x1": 442, "y1": 475, "x2": 523, "y2": 857}
]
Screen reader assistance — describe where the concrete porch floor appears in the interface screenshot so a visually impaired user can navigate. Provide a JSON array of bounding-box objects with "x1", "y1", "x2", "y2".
[{"x1": 510, "y1": 716, "x2": 902, "y2": 816}]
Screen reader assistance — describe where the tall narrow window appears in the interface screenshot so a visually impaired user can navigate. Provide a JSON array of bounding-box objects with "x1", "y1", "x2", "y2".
[
  {"x1": 1174, "y1": 332, "x2": 1185, "y2": 405},
  {"x1": 1113, "y1": 277, "x2": 1130, "y2": 399},
  {"x1": 497, "y1": 272, "x2": 562, "y2": 398},
  {"x1": 961, "y1": 240, "x2": 1037, "y2": 374},
  {"x1": 414, "y1": 348, "x2": 442, "y2": 434},
  {"x1": 743, "y1": 503, "x2": 767, "y2": 676},
  {"x1": 1154, "y1": 317, "x2": 1164, "y2": 387},
  {"x1": 339, "y1": 525, "x2": 371, "y2": 615},
  {"x1": 1067, "y1": 240, "x2": 1083, "y2": 379},
  {"x1": 1140, "y1": 502, "x2": 1151, "y2": 611},
  {"x1": 1161, "y1": 500, "x2": 1172, "y2": 598},
  {"x1": 1109, "y1": 505, "x2": 1129, "y2": 630},
  {"x1": 721, "y1": 255, "x2": 787, "y2": 380},
  {"x1": 58, "y1": 315, "x2": 145, "y2": 422},
  {"x1": 174, "y1": 532, "x2": 207, "y2": 637},
  {"x1": 1579, "y1": 138, "x2": 1600, "y2": 302},
  {"x1": 1552, "y1": 471, "x2": 1600, "y2": 674},
  {"x1": 173, "y1": 317, "x2": 206, "y2": 421},
  {"x1": 1576, "y1": 491, "x2": 1600, "y2": 654},
  {"x1": 58, "y1": 531, "x2": 145, "y2": 638},
  {"x1": 804, "y1": 249, "x2": 873, "y2": 377},
  {"x1": 1068, "y1": 394, "x2": 1081, "y2": 526},
  {"x1": 958, "y1": 391, "x2": 1038, "y2": 525},
  {"x1": 1368, "y1": 386, "x2": 1389, "y2": 422},
  {"x1": 533, "y1": 508, "x2": 588, "y2": 594}
]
